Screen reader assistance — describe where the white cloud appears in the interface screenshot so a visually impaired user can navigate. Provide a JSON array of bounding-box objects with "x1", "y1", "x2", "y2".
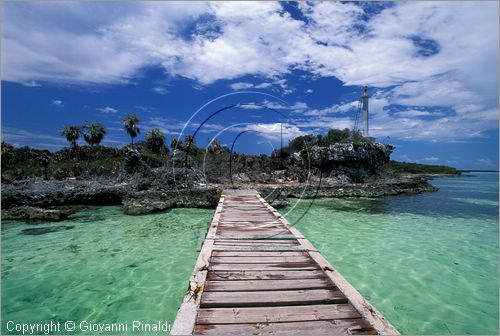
[
  {"x1": 255, "y1": 82, "x2": 272, "y2": 89},
  {"x1": 2, "y1": 127, "x2": 66, "y2": 150},
  {"x1": 393, "y1": 110, "x2": 443, "y2": 118},
  {"x1": 152, "y1": 86, "x2": 168, "y2": 95},
  {"x1": 235, "y1": 123, "x2": 304, "y2": 142},
  {"x1": 229, "y1": 81, "x2": 283, "y2": 91},
  {"x1": 22, "y1": 81, "x2": 41, "y2": 87},
  {"x1": 229, "y1": 82, "x2": 255, "y2": 90},
  {"x1": 306, "y1": 89, "x2": 313, "y2": 93},
  {"x1": 51, "y1": 99, "x2": 63, "y2": 107},
  {"x1": 97, "y1": 106, "x2": 118, "y2": 114},
  {"x1": 2, "y1": 1, "x2": 498, "y2": 143},
  {"x1": 304, "y1": 101, "x2": 358, "y2": 116},
  {"x1": 423, "y1": 157, "x2": 439, "y2": 162}
]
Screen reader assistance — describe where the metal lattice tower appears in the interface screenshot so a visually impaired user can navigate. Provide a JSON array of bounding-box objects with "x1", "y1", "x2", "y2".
[{"x1": 360, "y1": 86, "x2": 370, "y2": 137}]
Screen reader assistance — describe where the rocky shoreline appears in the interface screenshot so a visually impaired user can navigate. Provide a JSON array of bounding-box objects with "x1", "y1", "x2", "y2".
[{"x1": 1, "y1": 174, "x2": 439, "y2": 220}]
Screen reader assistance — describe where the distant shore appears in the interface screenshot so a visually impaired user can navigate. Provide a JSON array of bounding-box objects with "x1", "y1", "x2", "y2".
[{"x1": 2, "y1": 174, "x2": 438, "y2": 220}]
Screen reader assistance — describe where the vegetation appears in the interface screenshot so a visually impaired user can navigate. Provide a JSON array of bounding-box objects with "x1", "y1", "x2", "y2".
[
  {"x1": 61, "y1": 126, "x2": 81, "y2": 149},
  {"x1": 145, "y1": 128, "x2": 168, "y2": 155},
  {"x1": 82, "y1": 122, "x2": 106, "y2": 146},
  {"x1": 384, "y1": 160, "x2": 461, "y2": 175},
  {"x1": 2, "y1": 124, "x2": 460, "y2": 183},
  {"x1": 122, "y1": 114, "x2": 140, "y2": 145},
  {"x1": 275, "y1": 128, "x2": 370, "y2": 158}
]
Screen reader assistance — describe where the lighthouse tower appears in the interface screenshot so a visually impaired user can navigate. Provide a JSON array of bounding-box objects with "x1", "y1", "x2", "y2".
[{"x1": 360, "y1": 86, "x2": 370, "y2": 137}]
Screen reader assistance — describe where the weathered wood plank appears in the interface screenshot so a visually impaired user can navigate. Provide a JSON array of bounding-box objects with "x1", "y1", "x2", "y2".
[
  {"x1": 255, "y1": 193, "x2": 400, "y2": 335},
  {"x1": 204, "y1": 278, "x2": 331, "y2": 291},
  {"x1": 196, "y1": 304, "x2": 362, "y2": 324},
  {"x1": 210, "y1": 262, "x2": 320, "y2": 271},
  {"x1": 212, "y1": 251, "x2": 307, "y2": 257},
  {"x1": 206, "y1": 270, "x2": 326, "y2": 281},
  {"x1": 217, "y1": 231, "x2": 292, "y2": 236},
  {"x1": 212, "y1": 245, "x2": 305, "y2": 252},
  {"x1": 170, "y1": 239, "x2": 214, "y2": 335},
  {"x1": 201, "y1": 288, "x2": 347, "y2": 308},
  {"x1": 210, "y1": 255, "x2": 311, "y2": 264},
  {"x1": 214, "y1": 239, "x2": 299, "y2": 245},
  {"x1": 173, "y1": 190, "x2": 398, "y2": 336},
  {"x1": 193, "y1": 319, "x2": 376, "y2": 335}
]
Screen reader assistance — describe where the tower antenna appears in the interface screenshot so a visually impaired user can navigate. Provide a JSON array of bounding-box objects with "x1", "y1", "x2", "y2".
[{"x1": 360, "y1": 86, "x2": 370, "y2": 137}]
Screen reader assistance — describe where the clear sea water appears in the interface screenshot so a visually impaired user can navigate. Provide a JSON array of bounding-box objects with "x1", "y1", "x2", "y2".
[
  {"x1": 1, "y1": 173, "x2": 498, "y2": 334},
  {"x1": 283, "y1": 172, "x2": 499, "y2": 334},
  {"x1": 1, "y1": 208, "x2": 213, "y2": 334}
]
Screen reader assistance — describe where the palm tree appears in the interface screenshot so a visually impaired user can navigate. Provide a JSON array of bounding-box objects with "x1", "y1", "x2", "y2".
[
  {"x1": 145, "y1": 128, "x2": 167, "y2": 154},
  {"x1": 61, "y1": 126, "x2": 81, "y2": 149},
  {"x1": 37, "y1": 153, "x2": 50, "y2": 180},
  {"x1": 82, "y1": 122, "x2": 106, "y2": 146},
  {"x1": 171, "y1": 138, "x2": 181, "y2": 150},
  {"x1": 122, "y1": 114, "x2": 140, "y2": 146}
]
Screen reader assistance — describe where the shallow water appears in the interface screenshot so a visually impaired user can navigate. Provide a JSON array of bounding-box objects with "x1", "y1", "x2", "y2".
[
  {"x1": 281, "y1": 172, "x2": 499, "y2": 334},
  {"x1": 2, "y1": 207, "x2": 213, "y2": 334},
  {"x1": 2, "y1": 173, "x2": 498, "y2": 334}
]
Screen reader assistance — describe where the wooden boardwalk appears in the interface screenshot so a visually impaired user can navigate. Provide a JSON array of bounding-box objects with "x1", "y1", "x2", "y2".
[{"x1": 172, "y1": 190, "x2": 399, "y2": 335}]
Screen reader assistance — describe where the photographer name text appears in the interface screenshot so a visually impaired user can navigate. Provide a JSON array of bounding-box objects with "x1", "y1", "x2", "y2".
[{"x1": 6, "y1": 320, "x2": 171, "y2": 334}]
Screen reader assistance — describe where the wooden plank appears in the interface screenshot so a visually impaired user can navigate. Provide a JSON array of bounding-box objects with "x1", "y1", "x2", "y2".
[
  {"x1": 200, "y1": 289, "x2": 347, "y2": 308},
  {"x1": 204, "y1": 278, "x2": 331, "y2": 291},
  {"x1": 170, "y1": 239, "x2": 214, "y2": 335},
  {"x1": 214, "y1": 237, "x2": 299, "y2": 245},
  {"x1": 214, "y1": 239, "x2": 299, "y2": 245},
  {"x1": 210, "y1": 262, "x2": 319, "y2": 271},
  {"x1": 196, "y1": 304, "x2": 362, "y2": 324},
  {"x1": 210, "y1": 255, "x2": 311, "y2": 264},
  {"x1": 206, "y1": 270, "x2": 326, "y2": 281},
  {"x1": 193, "y1": 319, "x2": 376, "y2": 335},
  {"x1": 212, "y1": 245, "x2": 305, "y2": 252},
  {"x1": 212, "y1": 251, "x2": 307, "y2": 257},
  {"x1": 173, "y1": 190, "x2": 398, "y2": 336},
  {"x1": 255, "y1": 193, "x2": 400, "y2": 335},
  {"x1": 216, "y1": 232, "x2": 293, "y2": 238}
]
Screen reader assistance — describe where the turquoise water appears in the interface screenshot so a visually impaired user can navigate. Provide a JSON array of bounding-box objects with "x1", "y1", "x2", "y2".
[
  {"x1": 2, "y1": 207, "x2": 213, "y2": 334},
  {"x1": 282, "y1": 172, "x2": 499, "y2": 334},
  {"x1": 2, "y1": 173, "x2": 498, "y2": 334}
]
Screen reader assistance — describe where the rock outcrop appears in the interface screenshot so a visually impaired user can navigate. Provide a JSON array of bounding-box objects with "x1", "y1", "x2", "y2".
[
  {"x1": 2, "y1": 206, "x2": 72, "y2": 221},
  {"x1": 122, "y1": 188, "x2": 221, "y2": 215},
  {"x1": 1, "y1": 179, "x2": 127, "y2": 209},
  {"x1": 310, "y1": 142, "x2": 394, "y2": 182}
]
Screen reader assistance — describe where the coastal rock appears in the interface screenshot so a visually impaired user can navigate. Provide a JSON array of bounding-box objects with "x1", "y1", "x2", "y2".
[
  {"x1": 281, "y1": 175, "x2": 437, "y2": 199},
  {"x1": 256, "y1": 188, "x2": 290, "y2": 208},
  {"x1": 1, "y1": 179, "x2": 127, "y2": 209},
  {"x1": 2, "y1": 206, "x2": 72, "y2": 221},
  {"x1": 123, "y1": 188, "x2": 221, "y2": 215},
  {"x1": 307, "y1": 142, "x2": 394, "y2": 182}
]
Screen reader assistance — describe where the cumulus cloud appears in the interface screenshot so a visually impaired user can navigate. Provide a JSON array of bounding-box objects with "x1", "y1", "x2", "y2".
[
  {"x1": 51, "y1": 99, "x2": 63, "y2": 107},
  {"x1": 152, "y1": 86, "x2": 168, "y2": 95},
  {"x1": 229, "y1": 82, "x2": 255, "y2": 90},
  {"x1": 304, "y1": 101, "x2": 359, "y2": 116},
  {"x1": 235, "y1": 123, "x2": 303, "y2": 142},
  {"x1": 97, "y1": 106, "x2": 118, "y2": 114},
  {"x1": 2, "y1": 1, "x2": 498, "y2": 142}
]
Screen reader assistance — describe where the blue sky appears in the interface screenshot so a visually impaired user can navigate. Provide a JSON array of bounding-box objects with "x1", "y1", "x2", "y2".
[{"x1": 1, "y1": 1, "x2": 498, "y2": 170}]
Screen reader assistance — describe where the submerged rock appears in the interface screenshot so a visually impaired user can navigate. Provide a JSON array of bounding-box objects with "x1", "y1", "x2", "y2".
[
  {"x1": 2, "y1": 206, "x2": 72, "y2": 221},
  {"x1": 22, "y1": 225, "x2": 75, "y2": 235}
]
